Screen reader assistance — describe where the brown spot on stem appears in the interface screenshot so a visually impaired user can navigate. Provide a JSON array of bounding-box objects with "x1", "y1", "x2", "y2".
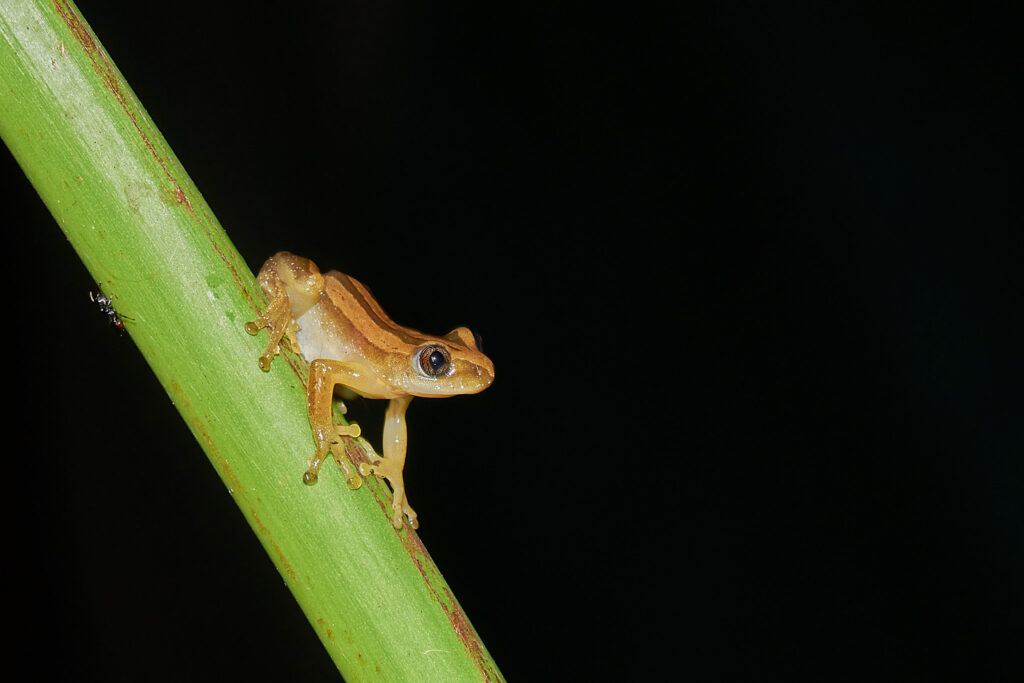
[
  {"x1": 316, "y1": 618, "x2": 336, "y2": 642},
  {"x1": 251, "y1": 510, "x2": 297, "y2": 585},
  {"x1": 173, "y1": 186, "x2": 193, "y2": 209}
]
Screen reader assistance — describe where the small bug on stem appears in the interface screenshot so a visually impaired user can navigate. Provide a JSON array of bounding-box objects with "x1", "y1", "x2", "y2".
[{"x1": 90, "y1": 290, "x2": 133, "y2": 332}]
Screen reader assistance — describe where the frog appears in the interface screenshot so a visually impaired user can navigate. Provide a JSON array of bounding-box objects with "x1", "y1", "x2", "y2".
[{"x1": 245, "y1": 252, "x2": 494, "y2": 528}]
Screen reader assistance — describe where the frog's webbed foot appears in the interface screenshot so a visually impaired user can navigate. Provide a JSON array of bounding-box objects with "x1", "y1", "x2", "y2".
[
  {"x1": 244, "y1": 294, "x2": 301, "y2": 370},
  {"x1": 303, "y1": 422, "x2": 363, "y2": 489},
  {"x1": 359, "y1": 457, "x2": 418, "y2": 529}
]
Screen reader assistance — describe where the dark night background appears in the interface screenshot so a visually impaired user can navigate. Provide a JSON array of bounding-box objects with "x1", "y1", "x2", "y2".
[{"x1": 4, "y1": 2, "x2": 1021, "y2": 680}]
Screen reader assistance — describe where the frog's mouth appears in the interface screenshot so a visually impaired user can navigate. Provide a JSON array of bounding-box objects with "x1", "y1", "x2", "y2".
[{"x1": 411, "y1": 362, "x2": 494, "y2": 397}]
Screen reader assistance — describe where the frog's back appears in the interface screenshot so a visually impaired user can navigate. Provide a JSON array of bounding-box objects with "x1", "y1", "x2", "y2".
[{"x1": 292, "y1": 270, "x2": 429, "y2": 366}]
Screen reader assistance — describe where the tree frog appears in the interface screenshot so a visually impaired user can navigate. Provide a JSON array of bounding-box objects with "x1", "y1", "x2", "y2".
[{"x1": 245, "y1": 252, "x2": 494, "y2": 528}]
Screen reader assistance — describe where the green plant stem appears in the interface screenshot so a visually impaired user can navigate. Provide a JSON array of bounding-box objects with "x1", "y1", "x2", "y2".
[{"x1": 0, "y1": 2, "x2": 501, "y2": 680}]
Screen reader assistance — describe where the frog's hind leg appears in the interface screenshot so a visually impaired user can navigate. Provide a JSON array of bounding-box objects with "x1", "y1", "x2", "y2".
[{"x1": 244, "y1": 293, "x2": 300, "y2": 370}]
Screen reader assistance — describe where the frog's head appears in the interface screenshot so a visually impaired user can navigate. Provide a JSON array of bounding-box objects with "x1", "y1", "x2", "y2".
[{"x1": 406, "y1": 326, "x2": 494, "y2": 397}]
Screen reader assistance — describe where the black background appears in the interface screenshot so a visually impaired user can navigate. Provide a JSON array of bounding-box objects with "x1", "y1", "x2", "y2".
[{"x1": 4, "y1": 2, "x2": 1022, "y2": 680}]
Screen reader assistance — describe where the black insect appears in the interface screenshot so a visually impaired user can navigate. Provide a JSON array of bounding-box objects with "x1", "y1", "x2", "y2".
[{"x1": 90, "y1": 290, "x2": 133, "y2": 332}]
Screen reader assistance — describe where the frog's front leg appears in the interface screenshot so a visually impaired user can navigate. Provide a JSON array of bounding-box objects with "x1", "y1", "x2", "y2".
[
  {"x1": 303, "y1": 358, "x2": 364, "y2": 489},
  {"x1": 360, "y1": 395, "x2": 417, "y2": 529},
  {"x1": 303, "y1": 359, "x2": 416, "y2": 527}
]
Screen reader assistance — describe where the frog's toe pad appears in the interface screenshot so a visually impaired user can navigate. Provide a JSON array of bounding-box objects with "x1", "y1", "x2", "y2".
[
  {"x1": 336, "y1": 423, "x2": 361, "y2": 438},
  {"x1": 395, "y1": 504, "x2": 418, "y2": 529}
]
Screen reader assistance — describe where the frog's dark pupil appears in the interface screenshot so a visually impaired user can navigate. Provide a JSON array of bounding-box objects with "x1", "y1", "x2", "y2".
[{"x1": 429, "y1": 350, "x2": 446, "y2": 371}]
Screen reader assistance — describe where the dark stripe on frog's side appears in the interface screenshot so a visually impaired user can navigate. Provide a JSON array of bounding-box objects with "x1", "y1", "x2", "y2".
[{"x1": 323, "y1": 271, "x2": 432, "y2": 352}]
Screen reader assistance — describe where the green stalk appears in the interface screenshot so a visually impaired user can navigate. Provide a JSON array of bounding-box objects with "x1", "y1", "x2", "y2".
[{"x1": 0, "y1": 2, "x2": 502, "y2": 680}]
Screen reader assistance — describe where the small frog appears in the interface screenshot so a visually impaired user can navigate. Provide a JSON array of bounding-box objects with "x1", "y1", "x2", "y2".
[{"x1": 245, "y1": 252, "x2": 494, "y2": 528}]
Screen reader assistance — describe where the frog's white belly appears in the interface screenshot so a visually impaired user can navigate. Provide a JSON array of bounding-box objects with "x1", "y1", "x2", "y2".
[
  {"x1": 292, "y1": 303, "x2": 395, "y2": 400},
  {"x1": 294, "y1": 305, "x2": 355, "y2": 362}
]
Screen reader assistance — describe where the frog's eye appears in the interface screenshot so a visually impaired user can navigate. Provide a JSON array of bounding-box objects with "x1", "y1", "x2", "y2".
[{"x1": 415, "y1": 344, "x2": 453, "y2": 378}]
